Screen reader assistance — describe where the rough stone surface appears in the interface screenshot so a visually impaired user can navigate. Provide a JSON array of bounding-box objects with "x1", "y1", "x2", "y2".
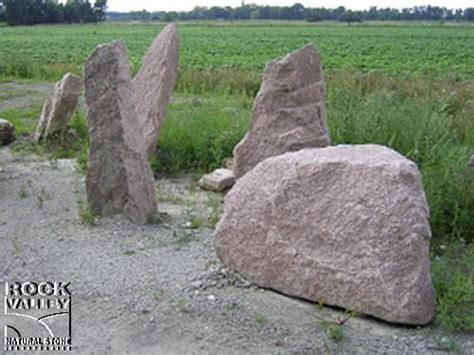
[
  {"x1": 233, "y1": 44, "x2": 330, "y2": 179},
  {"x1": 34, "y1": 72, "x2": 81, "y2": 142},
  {"x1": 216, "y1": 144, "x2": 435, "y2": 325},
  {"x1": 84, "y1": 41, "x2": 157, "y2": 225},
  {"x1": 0, "y1": 119, "x2": 15, "y2": 145},
  {"x1": 133, "y1": 23, "x2": 179, "y2": 157},
  {"x1": 222, "y1": 157, "x2": 234, "y2": 170},
  {"x1": 199, "y1": 168, "x2": 235, "y2": 192}
]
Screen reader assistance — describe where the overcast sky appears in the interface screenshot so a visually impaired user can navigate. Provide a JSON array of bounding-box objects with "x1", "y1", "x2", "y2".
[{"x1": 106, "y1": 0, "x2": 472, "y2": 12}]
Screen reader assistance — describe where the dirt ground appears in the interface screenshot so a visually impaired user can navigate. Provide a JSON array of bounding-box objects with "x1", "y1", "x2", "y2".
[
  {"x1": 0, "y1": 82, "x2": 54, "y2": 112},
  {"x1": 0, "y1": 82, "x2": 473, "y2": 354},
  {"x1": 1, "y1": 149, "x2": 473, "y2": 354}
]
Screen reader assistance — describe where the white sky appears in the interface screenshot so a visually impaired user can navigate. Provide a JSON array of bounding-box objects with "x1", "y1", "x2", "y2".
[{"x1": 106, "y1": 0, "x2": 472, "y2": 12}]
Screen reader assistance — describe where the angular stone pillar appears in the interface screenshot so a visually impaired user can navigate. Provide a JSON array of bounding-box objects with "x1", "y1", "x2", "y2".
[
  {"x1": 133, "y1": 24, "x2": 179, "y2": 157},
  {"x1": 233, "y1": 44, "x2": 330, "y2": 179},
  {"x1": 83, "y1": 41, "x2": 157, "y2": 225}
]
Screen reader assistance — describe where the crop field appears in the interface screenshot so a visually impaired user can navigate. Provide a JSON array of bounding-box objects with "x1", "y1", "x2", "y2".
[
  {"x1": 0, "y1": 22, "x2": 473, "y2": 81},
  {"x1": 0, "y1": 21, "x2": 473, "y2": 333}
]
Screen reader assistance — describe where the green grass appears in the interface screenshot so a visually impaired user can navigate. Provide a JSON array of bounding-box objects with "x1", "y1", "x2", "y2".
[
  {"x1": 152, "y1": 93, "x2": 251, "y2": 173},
  {"x1": 326, "y1": 72, "x2": 474, "y2": 245},
  {"x1": 78, "y1": 199, "x2": 97, "y2": 226},
  {"x1": 4, "y1": 110, "x2": 89, "y2": 172},
  {"x1": 254, "y1": 312, "x2": 268, "y2": 325},
  {"x1": 0, "y1": 106, "x2": 41, "y2": 135},
  {"x1": 325, "y1": 324, "x2": 344, "y2": 343},
  {"x1": 432, "y1": 242, "x2": 474, "y2": 332},
  {"x1": 18, "y1": 182, "x2": 29, "y2": 199},
  {"x1": 0, "y1": 22, "x2": 473, "y2": 81}
]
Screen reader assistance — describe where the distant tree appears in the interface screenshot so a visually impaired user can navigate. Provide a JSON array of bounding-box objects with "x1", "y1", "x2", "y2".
[
  {"x1": 339, "y1": 10, "x2": 362, "y2": 23},
  {"x1": 161, "y1": 12, "x2": 176, "y2": 22},
  {"x1": 80, "y1": 0, "x2": 97, "y2": 22},
  {"x1": 209, "y1": 6, "x2": 230, "y2": 20},
  {"x1": 63, "y1": 0, "x2": 101, "y2": 23},
  {"x1": 93, "y1": 0, "x2": 107, "y2": 21},
  {"x1": 43, "y1": 0, "x2": 64, "y2": 23},
  {"x1": 465, "y1": 8, "x2": 474, "y2": 21},
  {"x1": 334, "y1": 6, "x2": 346, "y2": 20},
  {"x1": 4, "y1": 0, "x2": 32, "y2": 25},
  {"x1": 305, "y1": 11, "x2": 323, "y2": 22},
  {"x1": 3, "y1": 0, "x2": 105, "y2": 25},
  {"x1": 63, "y1": 0, "x2": 81, "y2": 23},
  {"x1": 0, "y1": 1, "x2": 6, "y2": 22},
  {"x1": 3, "y1": 1, "x2": 474, "y2": 26},
  {"x1": 290, "y1": 3, "x2": 305, "y2": 20},
  {"x1": 250, "y1": 9, "x2": 260, "y2": 20},
  {"x1": 453, "y1": 8, "x2": 463, "y2": 21}
]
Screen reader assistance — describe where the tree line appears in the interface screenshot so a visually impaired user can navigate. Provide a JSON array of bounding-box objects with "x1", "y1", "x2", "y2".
[
  {"x1": 1, "y1": 2, "x2": 473, "y2": 25},
  {"x1": 108, "y1": 4, "x2": 474, "y2": 23},
  {"x1": 0, "y1": 0, "x2": 107, "y2": 26}
]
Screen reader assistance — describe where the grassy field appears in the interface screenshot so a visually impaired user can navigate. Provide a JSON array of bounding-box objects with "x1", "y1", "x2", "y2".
[
  {"x1": 0, "y1": 21, "x2": 473, "y2": 333},
  {"x1": 0, "y1": 22, "x2": 473, "y2": 81}
]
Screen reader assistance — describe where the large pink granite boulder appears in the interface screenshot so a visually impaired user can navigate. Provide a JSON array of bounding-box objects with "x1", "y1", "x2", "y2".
[{"x1": 216, "y1": 145, "x2": 435, "y2": 325}]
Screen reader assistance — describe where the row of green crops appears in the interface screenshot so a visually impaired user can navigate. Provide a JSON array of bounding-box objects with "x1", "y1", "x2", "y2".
[{"x1": 0, "y1": 22, "x2": 473, "y2": 81}]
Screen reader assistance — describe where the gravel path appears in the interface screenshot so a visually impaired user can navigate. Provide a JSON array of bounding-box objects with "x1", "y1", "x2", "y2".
[{"x1": 1, "y1": 149, "x2": 472, "y2": 354}]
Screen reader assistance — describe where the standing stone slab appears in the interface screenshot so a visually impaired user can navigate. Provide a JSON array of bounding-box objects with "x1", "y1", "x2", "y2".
[
  {"x1": 233, "y1": 44, "x2": 330, "y2": 179},
  {"x1": 34, "y1": 73, "x2": 81, "y2": 142},
  {"x1": 216, "y1": 145, "x2": 435, "y2": 325},
  {"x1": 84, "y1": 41, "x2": 157, "y2": 225},
  {"x1": 133, "y1": 23, "x2": 179, "y2": 157}
]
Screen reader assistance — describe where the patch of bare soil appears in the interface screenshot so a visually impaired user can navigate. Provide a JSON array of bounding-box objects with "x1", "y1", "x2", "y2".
[{"x1": 0, "y1": 82, "x2": 54, "y2": 112}]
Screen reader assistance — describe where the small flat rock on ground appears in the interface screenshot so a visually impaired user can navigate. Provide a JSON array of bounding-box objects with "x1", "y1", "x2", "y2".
[{"x1": 199, "y1": 168, "x2": 235, "y2": 192}]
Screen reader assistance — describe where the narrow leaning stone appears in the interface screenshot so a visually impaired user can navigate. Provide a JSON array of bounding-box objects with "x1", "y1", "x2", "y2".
[
  {"x1": 34, "y1": 72, "x2": 81, "y2": 142},
  {"x1": 233, "y1": 43, "x2": 330, "y2": 179},
  {"x1": 83, "y1": 41, "x2": 157, "y2": 224},
  {"x1": 133, "y1": 23, "x2": 179, "y2": 157},
  {"x1": 216, "y1": 145, "x2": 435, "y2": 325}
]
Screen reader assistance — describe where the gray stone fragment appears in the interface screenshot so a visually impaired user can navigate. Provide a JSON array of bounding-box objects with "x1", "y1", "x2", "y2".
[
  {"x1": 0, "y1": 119, "x2": 15, "y2": 145},
  {"x1": 199, "y1": 168, "x2": 235, "y2": 192}
]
